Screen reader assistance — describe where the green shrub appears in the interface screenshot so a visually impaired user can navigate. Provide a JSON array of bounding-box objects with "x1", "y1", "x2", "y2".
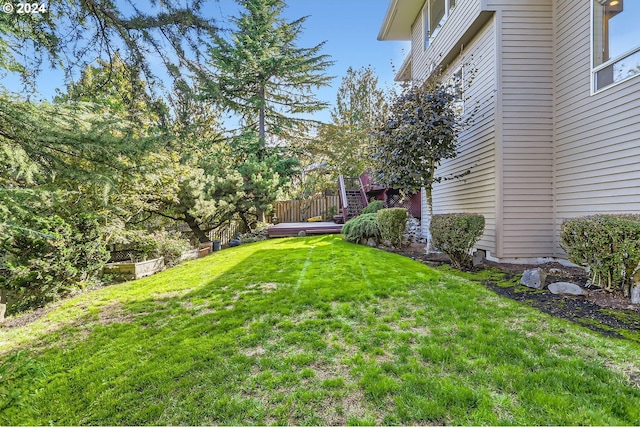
[
  {"x1": 153, "y1": 231, "x2": 192, "y2": 266},
  {"x1": 342, "y1": 213, "x2": 380, "y2": 243},
  {"x1": 1, "y1": 214, "x2": 109, "y2": 314},
  {"x1": 376, "y1": 208, "x2": 408, "y2": 246},
  {"x1": 560, "y1": 215, "x2": 640, "y2": 297},
  {"x1": 362, "y1": 200, "x2": 385, "y2": 214},
  {"x1": 431, "y1": 213, "x2": 485, "y2": 269}
]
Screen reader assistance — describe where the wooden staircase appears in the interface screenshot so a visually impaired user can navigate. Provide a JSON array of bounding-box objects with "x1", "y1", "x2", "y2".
[{"x1": 336, "y1": 175, "x2": 368, "y2": 223}]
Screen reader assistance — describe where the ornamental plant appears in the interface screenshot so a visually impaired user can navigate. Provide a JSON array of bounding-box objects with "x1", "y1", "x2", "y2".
[
  {"x1": 560, "y1": 214, "x2": 640, "y2": 297},
  {"x1": 431, "y1": 213, "x2": 485, "y2": 269},
  {"x1": 362, "y1": 200, "x2": 384, "y2": 214},
  {"x1": 341, "y1": 213, "x2": 380, "y2": 244},
  {"x1": 376, "y1": 208, "x2": 408, "y2": 246}
]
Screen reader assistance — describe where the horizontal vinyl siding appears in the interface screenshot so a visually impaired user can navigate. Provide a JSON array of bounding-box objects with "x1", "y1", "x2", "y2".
[
  {"x1": 432, "y1": 19, "x2": 497, "y2": 254},
  {"x1": 494, "y1": 1, "x2": 555, "y2": 258},
  {"x1": 411, "y1": 0, "x2": 483, "y2": 80},
  {"x1": 553, "y1": 0, "x2": 640, "y2": 257}
]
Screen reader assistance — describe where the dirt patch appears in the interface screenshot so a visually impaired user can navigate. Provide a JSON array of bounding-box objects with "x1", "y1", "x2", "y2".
[
  {"x1": 391, "y1": 244, "x2": 640, "y2": 344},
  {"x1": 1, "y1": 304, "x2": 58, "y2": 329}
]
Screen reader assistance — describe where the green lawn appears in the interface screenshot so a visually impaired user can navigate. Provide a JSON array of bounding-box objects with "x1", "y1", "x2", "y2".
[{"x1": 2, "y1": 235, "x2": 639, "y2": 425}]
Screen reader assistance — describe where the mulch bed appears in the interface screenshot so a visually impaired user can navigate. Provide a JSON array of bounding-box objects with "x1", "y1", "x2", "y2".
[{"x1": 391, "y1": 244, "x2": 640, "y2": 344}]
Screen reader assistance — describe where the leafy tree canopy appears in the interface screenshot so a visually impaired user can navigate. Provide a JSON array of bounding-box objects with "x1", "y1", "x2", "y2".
[
  {"x1": 371, "y1": 80, "x2": 461, "y2": 193},
  {"x1": 308, "y1": 66, "x2": 388, "y2": 181}
]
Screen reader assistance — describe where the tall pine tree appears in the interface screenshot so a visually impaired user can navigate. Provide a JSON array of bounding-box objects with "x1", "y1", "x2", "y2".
[{"x1": 202, "y1": 0, "x2": 333, "y2": 143}]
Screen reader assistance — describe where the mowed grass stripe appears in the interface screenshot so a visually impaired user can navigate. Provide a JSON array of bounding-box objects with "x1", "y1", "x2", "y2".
[{"x1": 1, "y1": 235, "x2": 639, "y2": 425}]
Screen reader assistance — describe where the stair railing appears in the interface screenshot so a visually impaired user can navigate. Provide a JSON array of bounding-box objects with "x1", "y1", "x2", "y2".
[{"x1": 338, "y1": 175, "x2": 349, "y2": 223}]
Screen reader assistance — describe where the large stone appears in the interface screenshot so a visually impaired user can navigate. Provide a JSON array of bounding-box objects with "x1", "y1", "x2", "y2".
[
  {"x1": 548, "y1": 282, "x2": 587, "y2": 296},
  {"x1": 472, "y1": 250, "x2": 486, "y2": 267},
  {"x1": 367, "y1": 238, "x2": 377, "y2": 247},
  {"x1": 521, "y1": 268, "x2": 547, "y2": 289},
  {"x1": 631, "y1": 285, "x2": 640, "y2": 305}
]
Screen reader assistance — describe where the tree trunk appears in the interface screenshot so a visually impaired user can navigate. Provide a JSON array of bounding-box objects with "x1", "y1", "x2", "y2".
[
  {"x1": 259, "y1": 84, "x2": 266, "y2": 145},
  {"x1": 421, "y1": 186, "x2": 435, "y2": 253},
  {"x1": 184, "y1": 211, "x2": 210, "y2": 243}
]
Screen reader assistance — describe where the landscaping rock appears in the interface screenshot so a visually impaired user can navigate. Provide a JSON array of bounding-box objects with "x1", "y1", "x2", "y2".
[
  {"x1": 472, "y1": 249, "x2": 486, "y2": 267},
  {"x1": 632, "y1": 285, "x2": 640, "y2": 305},
  {"x1": 297, "y1": 230, "x2": 307, "y2": 237},
  {"x1": 404, "y1": 218, "x2": 421, "y2": 243},
  {"x1": 548, "y1": 282, "x2": 587, "y2": 296},
  {"x1": 521, "y1": 268, "x2": 547, "y2": 289},
  {"x1": 367, "y1": 238, "x2": 377, "y2": 247}
]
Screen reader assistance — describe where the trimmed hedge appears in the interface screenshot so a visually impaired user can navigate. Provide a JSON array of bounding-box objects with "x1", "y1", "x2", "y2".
[
  {"x1": 362, "y1": 200, "x2": 385, "y2": 214},
  {"x1": 560, "y1": 214, "x2": 640, "y2": 297},
  {"x1": 431, "y1": 213, "x2": 485, "y2": 269},
  {"x1": 377, "y1": 208, "x2": 408, "y2": 246},
  {"x1": 341, "y1": 213, "x2": 380, "y2": 243}
]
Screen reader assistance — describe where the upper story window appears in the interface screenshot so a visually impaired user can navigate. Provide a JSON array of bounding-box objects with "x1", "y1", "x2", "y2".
[
  {"x1": 423, "y1": 0, "x2": 456, "y2": 50},
  {"x1": 593, "y1": 0, "x2": 640, "y2": 92}
]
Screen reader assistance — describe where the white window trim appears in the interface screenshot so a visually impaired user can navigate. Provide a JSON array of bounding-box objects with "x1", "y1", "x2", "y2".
[
  {"x1": 423, "y1": 0, "x2": 456, "y2": 51},
  {"x1": 590, "y1": 1, "x2": 640, "y2": 94}
]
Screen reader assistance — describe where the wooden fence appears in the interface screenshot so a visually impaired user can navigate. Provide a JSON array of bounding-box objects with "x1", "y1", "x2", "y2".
[
  {"x1": 209, "y1": 221, "x2": 246, "y2": 246},
  {"x1": 274, "y1": 196, "x2": 340, "y2": 223}
]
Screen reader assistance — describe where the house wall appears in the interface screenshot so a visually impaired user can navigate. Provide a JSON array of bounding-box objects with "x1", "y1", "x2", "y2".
[
  {"x1": 489, "y1": 0, "x2": 555, "y2": 259},
  {"x1": 553, "y1": 0, "x2": 640, "y2": 257},
  {"x1": 410, "y1": 0, "x2": 556, "y2": 259},
  {"x1": 386, "y1": 0, "x2": 640, "y2": 262},
  {"x1": 410, "y1": 2, "x2": 498, "y2": 255}
]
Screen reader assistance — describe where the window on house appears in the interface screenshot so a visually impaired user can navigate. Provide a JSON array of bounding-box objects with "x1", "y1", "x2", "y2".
[
  {"x1": 423, "y1": 0, "x2": 456, "y2": 51},
  {"x1": 593, "y1": 0, "x2": 640, "y2": 91}
]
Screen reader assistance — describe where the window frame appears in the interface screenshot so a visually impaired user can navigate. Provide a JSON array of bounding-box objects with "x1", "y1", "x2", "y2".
[
  {"x1": 423, "y1": 0, "x2": 456, "y2": 51},
  {"x1": 591, "y1": 0, "x2": 640, "y2": 94}
]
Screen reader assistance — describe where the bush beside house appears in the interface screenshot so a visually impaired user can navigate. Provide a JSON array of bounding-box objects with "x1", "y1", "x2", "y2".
[
  {"x1": 341, "y1": 213, "x2": 380, "y2": 244},
  {"x1": 342, "y1": 208, "x2": 408, "y2": 247},
  {"x1": 377, "y1": 208, "x2": 408, "y2": 246},
  {"x1": 431, "y1": 213, "x2": 485, "y2": 269},
  {"x1": 561, "y1": 215, "x2": 640, "y2": 298}
]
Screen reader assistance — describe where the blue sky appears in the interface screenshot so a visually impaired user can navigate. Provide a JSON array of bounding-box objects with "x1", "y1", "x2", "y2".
[{"x1": 3, "y1": 0, "x2": 409, "y2": 124}]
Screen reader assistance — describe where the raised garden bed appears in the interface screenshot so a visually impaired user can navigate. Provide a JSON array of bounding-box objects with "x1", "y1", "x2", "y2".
[{"x1": 102, "y1": 257, "x2": 164, "y2": 281}]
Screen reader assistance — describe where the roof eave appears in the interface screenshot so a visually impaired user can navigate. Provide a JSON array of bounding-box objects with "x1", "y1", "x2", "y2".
[{"x1": 378, "y1": 0, "x2": 425, "y2": 41}]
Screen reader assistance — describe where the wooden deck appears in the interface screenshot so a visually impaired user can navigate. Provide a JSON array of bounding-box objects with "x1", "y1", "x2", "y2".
[{"x1": 268, "y1": 222, "x2": 343, "y2": 238}]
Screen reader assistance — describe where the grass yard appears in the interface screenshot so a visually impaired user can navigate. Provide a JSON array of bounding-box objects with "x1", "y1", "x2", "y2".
[{"x1": 1, "y1": 235, "x2": 639, "y2": 425}]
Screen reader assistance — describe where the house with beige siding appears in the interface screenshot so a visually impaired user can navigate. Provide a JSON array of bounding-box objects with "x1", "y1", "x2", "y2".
[{"x1": 379, "y1": 0, "x2": 640, "y2": 262}]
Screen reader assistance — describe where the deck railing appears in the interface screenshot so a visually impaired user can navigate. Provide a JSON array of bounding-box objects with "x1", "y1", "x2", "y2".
[{"x1": 274, "y1": 196, "x2": 340, "y2": 223}]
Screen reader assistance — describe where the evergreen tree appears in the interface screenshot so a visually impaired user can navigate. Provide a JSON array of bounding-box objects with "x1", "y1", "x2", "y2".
[
  {"x1": 54, "y1": 53, "x2": 168, "y2": 134},
  {"x1": 201, "y1": 0, "x2": 333, "y2": 142},
  {"x1": 0, "y1": 0, "x2": 216, "y2": 92}
]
